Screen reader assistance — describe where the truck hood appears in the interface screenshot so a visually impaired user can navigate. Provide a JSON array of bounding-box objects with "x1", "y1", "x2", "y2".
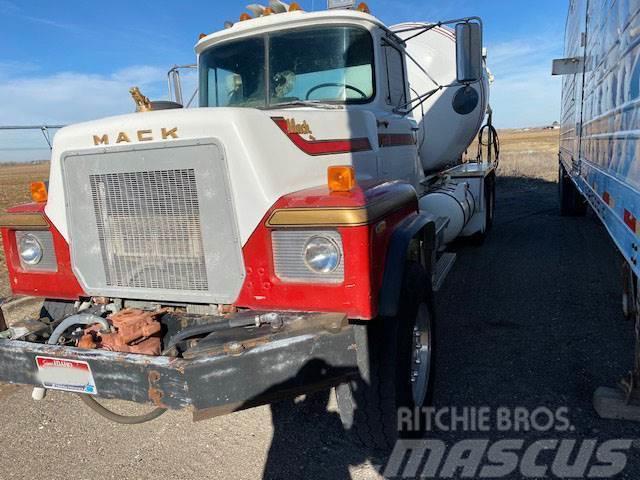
[{"x1": 46, "y1": 106, "x2": 379, "y2": 245}]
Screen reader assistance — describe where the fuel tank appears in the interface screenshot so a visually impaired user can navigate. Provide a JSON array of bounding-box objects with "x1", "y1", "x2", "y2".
[
  {"x1": 391, "y1": 23, "x2": 490, "y2": 173},
  {"x1": 419, "y1": 181, "x2": 476, "y2": 244}
]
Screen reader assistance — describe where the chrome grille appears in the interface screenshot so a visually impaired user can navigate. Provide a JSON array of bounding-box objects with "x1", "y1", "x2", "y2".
[
  {"x1": 63, "y1": 139, "x2": 245, "y2": 304},
  {"x1": 89, "y1": 169, "x2": 208, "y2": 291}
]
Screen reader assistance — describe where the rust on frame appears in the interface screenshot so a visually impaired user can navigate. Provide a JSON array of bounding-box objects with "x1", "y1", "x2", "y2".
[{"x1": 148, "y1": 370, "x2": 168, "y2": 408}]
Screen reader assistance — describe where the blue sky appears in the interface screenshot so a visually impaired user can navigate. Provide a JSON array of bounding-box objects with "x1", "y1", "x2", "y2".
[{"x1": 0, "y1": 0, "x2": 568, "y2": 161}]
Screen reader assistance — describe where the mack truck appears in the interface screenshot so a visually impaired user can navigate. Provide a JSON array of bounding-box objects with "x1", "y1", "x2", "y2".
[{"x1": 0, "y1": 1, "x2": 497, "y2": 450}]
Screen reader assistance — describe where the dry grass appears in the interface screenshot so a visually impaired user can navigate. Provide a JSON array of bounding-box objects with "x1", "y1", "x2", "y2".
[
  {"x1": 465, "y1": 128, "x2": 559, "y2": 182},
  {"x1": 495, "y1": 128, "x2": 559, "y2": 182},
  {"x1": 0, "y1": 162, "x2": 50, "y2": 212}
]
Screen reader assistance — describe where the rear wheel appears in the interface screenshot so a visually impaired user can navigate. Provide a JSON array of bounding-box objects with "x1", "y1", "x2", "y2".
[
  {"x1": 336, "y1": 262, "x2": 434, "y2": 452},
  {"x1": 559, "y1": 163, "x2": 587, "y2": 216}
]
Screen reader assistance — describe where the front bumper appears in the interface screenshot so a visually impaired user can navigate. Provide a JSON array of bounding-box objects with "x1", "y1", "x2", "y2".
[{"x1": 0, "y1": 311, "x2": 358, "y2": 420}]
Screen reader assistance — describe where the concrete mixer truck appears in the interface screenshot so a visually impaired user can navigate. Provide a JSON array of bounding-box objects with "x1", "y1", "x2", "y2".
[{"x1": 0, "y1": 1, "x2": 496, "y2": 450}]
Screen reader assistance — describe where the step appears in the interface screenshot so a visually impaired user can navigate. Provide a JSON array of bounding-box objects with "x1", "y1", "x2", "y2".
[{"x1": 432, "y1": 252, "x2": 456, "y2": 292}]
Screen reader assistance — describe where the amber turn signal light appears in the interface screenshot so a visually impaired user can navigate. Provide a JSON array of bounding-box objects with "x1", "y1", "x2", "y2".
[
  {"x1": 328, "y1": 166, "x2": 356, "y2": 192},
  {"x1": 30, "y1": 181, "x2": 48, "y2": 203},
  {"x1": 356, "y1": 2, "x2": 370, "y2": 13},
  {"x1": 239, "y1": 12, "x2": 252, "y2": 21},
  {"x1": 288, "y1": 2, "x2": 302, "y2": 11}
]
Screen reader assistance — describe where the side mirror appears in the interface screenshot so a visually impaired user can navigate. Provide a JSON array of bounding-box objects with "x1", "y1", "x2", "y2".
[{"x1": 455, "y1": 22, "x2": 483, "y2": 83}]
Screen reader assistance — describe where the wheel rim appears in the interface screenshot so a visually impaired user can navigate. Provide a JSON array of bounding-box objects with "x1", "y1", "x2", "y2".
[{"x1": 410, "y1": 303, "x2": 432, "y2": 406}]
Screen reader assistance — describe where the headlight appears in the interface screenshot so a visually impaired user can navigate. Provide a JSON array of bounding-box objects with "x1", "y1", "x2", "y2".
[
  {"x1": 18, "y1": 233, "x2": 43, "y2": 265},
  {"x1": 303, "y1": 235, "x2": 341, "y2": 273},
  {"x1": 272, "y1": 230, "x2": 344, "y2": 283}
]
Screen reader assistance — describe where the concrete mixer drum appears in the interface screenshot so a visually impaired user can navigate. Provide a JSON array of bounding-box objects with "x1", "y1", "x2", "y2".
[{"x1": 391, "y1": 21, "x2": 491, "y2": 173}]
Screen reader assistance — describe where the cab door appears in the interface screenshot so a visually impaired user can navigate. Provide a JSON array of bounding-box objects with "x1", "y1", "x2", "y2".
[{"x1": 377, "y1": 37, "x2": 420, "y2": 184}]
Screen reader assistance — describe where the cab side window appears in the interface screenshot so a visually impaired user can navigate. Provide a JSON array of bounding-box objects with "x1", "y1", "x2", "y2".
[{"x1": 382, "y1": 42, "x2": 407, "y2": 108}]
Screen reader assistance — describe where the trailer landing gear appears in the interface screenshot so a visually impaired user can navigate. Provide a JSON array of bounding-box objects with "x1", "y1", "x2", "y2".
[{"x1": 594, "y1": 262, "x2": 640, "y2": 421}]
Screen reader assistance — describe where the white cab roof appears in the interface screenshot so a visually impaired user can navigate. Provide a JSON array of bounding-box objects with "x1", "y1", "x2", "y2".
[{"x1": 195, "y1": 9, "x2": 387, "y2": 53}]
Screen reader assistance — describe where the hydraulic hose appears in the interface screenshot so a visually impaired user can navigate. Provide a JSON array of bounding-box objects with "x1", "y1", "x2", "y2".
[
  {"x1": 477, "y1": 123, "x2": 500, "y2": 166},
  {"x1": 162, "y1": 316, "x2": 257, "y2": 355},
  {"x1": 48, "y1": 313, "x2": 111, "y2": 345},
  {"x1": 79, "y1": 394, "x2": 167, "y2": 425},
  {"x1": 476, "y1": 106, "x2": 500, "y2": 168},
  {"x1": 43, "y1": 313, "x2": 168, "y2": 425},
  {"x1": 163, "y1": 322, "x2": 232, "y2": 353}
]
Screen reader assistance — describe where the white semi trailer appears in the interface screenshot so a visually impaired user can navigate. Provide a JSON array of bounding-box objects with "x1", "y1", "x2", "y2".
[
  {"x1": 554, "y1": 0, "x2": 640, "y2": 422},
  {"x1": 0, "y1": 1, "x2": 497, "y2": 450}
]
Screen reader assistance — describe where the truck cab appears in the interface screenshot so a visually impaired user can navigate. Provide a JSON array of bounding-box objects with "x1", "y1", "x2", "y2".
[{"x1": 195, "y1": 8, "x2": 421, "y2": 184}]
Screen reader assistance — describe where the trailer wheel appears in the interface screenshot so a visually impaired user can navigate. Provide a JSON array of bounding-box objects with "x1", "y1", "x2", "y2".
[
  {"x1": 559, "y1": 163, "x2": 587, "y2": 216},
  {"x1": 39, "y1": 300, "x2": 76, "y2": 323},
  {"x1": 336, "y1": 261, "x2": 434, "y2": 452}
]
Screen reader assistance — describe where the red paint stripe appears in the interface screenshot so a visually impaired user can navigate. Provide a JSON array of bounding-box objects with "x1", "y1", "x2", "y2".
[
  {"x1": 624, "y1": 209, "x2": 637, "y2": 232},
  {"x1": 272, "y1": 117, "x2": 372, "y2": 156},
  {"x1": 378, "y1": 133, "x2": 416, "y2": 148}
]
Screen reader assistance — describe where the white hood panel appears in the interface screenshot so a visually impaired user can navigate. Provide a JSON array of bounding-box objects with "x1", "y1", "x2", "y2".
[{"x1": 46, "y1": 107, "x2": 378, "y2": 245}]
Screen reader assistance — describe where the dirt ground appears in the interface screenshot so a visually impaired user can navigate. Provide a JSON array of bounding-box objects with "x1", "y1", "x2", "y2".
[{"x1": 1, "y1": 129, "x2": 638, "y2": 479}]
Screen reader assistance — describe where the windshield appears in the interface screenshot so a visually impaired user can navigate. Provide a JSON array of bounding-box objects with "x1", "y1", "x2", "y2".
[{"x1": 199, "y1": 26, "x2": 374, "y2": 108}]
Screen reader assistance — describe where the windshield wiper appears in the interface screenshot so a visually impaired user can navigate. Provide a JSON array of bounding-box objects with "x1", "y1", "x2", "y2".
[{"x1": 266, "y1": 100, "x2": 343, "y2": 110}]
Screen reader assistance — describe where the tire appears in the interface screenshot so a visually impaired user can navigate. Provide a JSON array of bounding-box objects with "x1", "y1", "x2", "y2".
[
  {"x1": 39, "y1": 300, "x2": 76, "y2": 324},
  {"x1": 336, "y1": 262, "x2": 435, "y2": 452},
  {"x1": 559, "y1": 163, "x2": 587, "y2": 216}
]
